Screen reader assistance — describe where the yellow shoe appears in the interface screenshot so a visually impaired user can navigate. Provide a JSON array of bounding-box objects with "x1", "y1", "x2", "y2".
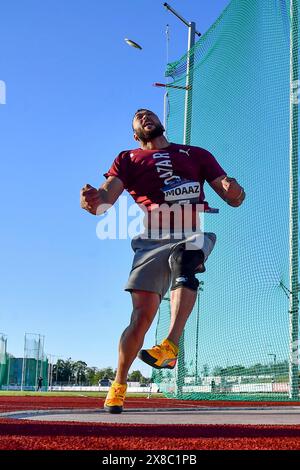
[
  {"x1": 104, "y1": 382, "x2": 127, "y2": 414},
  {"x1": 138, "y1": 338, "x2": 178, "y2": 369}
]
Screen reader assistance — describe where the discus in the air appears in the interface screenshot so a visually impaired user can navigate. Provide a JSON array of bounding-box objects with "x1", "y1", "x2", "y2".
[{"x1": 124, "y1": 38, "x2": 142, "y2": 50}]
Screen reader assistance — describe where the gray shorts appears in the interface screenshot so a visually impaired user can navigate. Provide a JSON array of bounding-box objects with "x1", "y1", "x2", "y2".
[{"x1": 125, "y1": 232, "x2": 216, "y2": 299}]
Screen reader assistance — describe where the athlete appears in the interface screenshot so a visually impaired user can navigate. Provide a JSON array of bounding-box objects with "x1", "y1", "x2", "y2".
[{"x1": 80, "y1": 109, "x2": 245, "y2": 413}]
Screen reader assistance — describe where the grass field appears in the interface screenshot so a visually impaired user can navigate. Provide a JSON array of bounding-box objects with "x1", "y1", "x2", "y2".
[{"x1": 0, "y1": 391, "x2": 163, "y2": 398}]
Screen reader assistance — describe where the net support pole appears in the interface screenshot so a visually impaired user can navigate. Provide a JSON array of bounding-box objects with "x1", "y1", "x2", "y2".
[
  {"x1": 289, "y1": 0, "x2": 299, "y2": 400},
  {"x1": 47, "y1": 355, "x2": 51, "y2": 391},
  {"x1": 177, "y1": 21, "x2": 196, "y2": 397},
  {"x1": 195, "y1": 290, "x2": 200, "y2": 384},
  {"x1": 6, "y1": 355, "x2": 10, "y2": 390},
  {"x1": 183, "y1": 21, "x2": 196, "y2": 145},
  {"x1": 163, "y1": 91, "x2": 169, "y2": 135},
  {"x1": 163, "y1": 3, "x2": 200, "y2": 398},
  {"x1": 21, "y1": 333, "x2": 26, "y2": 391},
  {"x1": 35, "y1": 335, "x2": 41, "y2": 391},
  {"x1": 49, "y1": 358, "x2": 55, "y2": 391}
]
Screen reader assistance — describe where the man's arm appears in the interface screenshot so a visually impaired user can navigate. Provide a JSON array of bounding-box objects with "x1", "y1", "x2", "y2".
[
  {"x1": 80, "y1": 176, "x2": 124, "y2": 215},
  {"x1": 209, "y1": 175, "x2": 245, "y2": 207}
]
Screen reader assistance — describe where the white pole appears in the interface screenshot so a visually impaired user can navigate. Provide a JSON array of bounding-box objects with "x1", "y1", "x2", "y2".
[
  {"x1": 21, "y1": 334, "x2": 26, "y2": 391},
  {"x1": 35, "y1": 335, "x2": 41, "y2": 391},
  {"x1": 6, "y1": 355, "x2": 10, "y2": 390},
  {"x1": 47, "y1": 355, "x2": 51, "y2": 391},
  {"x1": 163, "y1": 91, "x2": 169, "y2": 134},
  {"x1": 162, "y1": 3, "x2": 200, "y2": 398},
  {"x1": 50, "y1": 359, "x2": 54, "y2": 391},
  {"x1": 289, "y1": 0, "x2": 299, "y2": 399},
  {"x1": 183, "y1": 21, "x2": 196, "y2": 145},
  {"x1": 177, "y1": 22, "x2": 197, "y2": 396},
  {"x1": 40, "y1": 335, "x2": 45, "y2": 380}
]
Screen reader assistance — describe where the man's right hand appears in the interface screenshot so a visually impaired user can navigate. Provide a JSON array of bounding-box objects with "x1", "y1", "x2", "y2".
[
  {"x1": 80, "y1": 176, "x2": 124, "y2": 215},
  {"x1": 80, "y1": 184, "x2": 102, "y2": 215}
]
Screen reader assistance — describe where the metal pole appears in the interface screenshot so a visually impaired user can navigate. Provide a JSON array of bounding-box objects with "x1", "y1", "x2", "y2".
[
  {"x1": 21, "y1": 333, "x2": 26, "y2": 391},
  {"x1": 163, "y1": 91, "x2": 169, "y2": 134},
  {"x1": 195, "y1": 290, "x2": 200, "y2": 384},
  {"x1": 177, "y1": 21, "x2": 197, "y2": 397},
  {"x1": 289, "y1": 0, "x2": 299, "y2": 400},
  {"x1": 35, "y1": 335, "x2": 41, "y2": 391},
  {"x1": 195, "y1": 282, "x2": 204, "y2": 386},
  {"x1": 6, "y1": 355, "x2": 10, "y2": 390},
  {"x1": 50, "y1": 359, "x2": 54, "y2": 391},
  {"x1": 163, "y1": 3, "x2": 199, "y2": 398},
  {"x1": 164, "y1": 23, "x2": 170, "y2": 136},
  {"x1": 47, "y1": 355, "x2": 51, "y2": 391},
  {"x1": 40, "y1": 336, "x2": 45, "y2": 385},
  {"x1": 163, "y1": 3, "x2": 201, "y2": 36},
  {"x1": 183, "y1": 21, "x2": 196, "y2": 145}
]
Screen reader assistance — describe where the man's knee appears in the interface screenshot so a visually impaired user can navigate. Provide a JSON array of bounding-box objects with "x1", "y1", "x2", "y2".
[
  {"x1": 129, "y1": 305, "x2": 156, "y2": 331},
  {"x1": 169, "y1": 244, "x2": 204, "y2": 291}
]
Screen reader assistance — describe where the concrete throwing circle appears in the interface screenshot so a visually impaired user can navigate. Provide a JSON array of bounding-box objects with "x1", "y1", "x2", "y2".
[{"x1": 1, "y1": 407, "x2": 300, "y2": 425}]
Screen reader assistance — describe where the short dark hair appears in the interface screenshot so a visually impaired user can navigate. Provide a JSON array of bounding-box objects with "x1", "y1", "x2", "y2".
[
  {"x1": 133, "y1": 108, "x2": 152, "y2": 118},
  {"x1": 132, "y1": 109, "x2": 154, "y2": 130}
]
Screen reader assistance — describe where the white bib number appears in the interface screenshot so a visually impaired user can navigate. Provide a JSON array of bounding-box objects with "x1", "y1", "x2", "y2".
[{"x1": 162, "y1": 179, "x2": 200, "y2": 204}]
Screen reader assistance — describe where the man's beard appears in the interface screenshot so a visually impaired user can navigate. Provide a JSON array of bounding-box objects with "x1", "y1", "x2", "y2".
[{"x1": 135, "y1": 123, "x2": 165, "y2": 143}]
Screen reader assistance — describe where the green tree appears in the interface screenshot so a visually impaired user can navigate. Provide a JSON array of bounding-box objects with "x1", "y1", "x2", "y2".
[
  {"x1": 128, "y1": 370, "x2": 143, "y2": 382},
  {"x1": 93, "y1": 367, "x2": 116, "y2": 382},
  {"x1": 73, "y1": 361, "x2": 88, "y2": 384},
  {"x1": 53, "y1": 358, "x2": 74, "y2": 383},
  {"x1": 86, "y1": 367, "x2": 99, "y2": 385}
]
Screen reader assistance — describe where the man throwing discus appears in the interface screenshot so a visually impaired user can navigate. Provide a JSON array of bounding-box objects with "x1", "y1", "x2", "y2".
[{"x1": 80, "y1": 109, "x2": 245, "y2": 413}]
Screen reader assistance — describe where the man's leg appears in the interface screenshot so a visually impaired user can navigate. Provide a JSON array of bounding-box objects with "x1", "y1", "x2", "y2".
[
  {"x1": 166, "y1": 243, "x2": 204, "y2": 346},
  {"x1": 167, "y1": 287, "x2": 197, "y2": 347},
  {"x1": 104, "y1": 290, "x2": 160, "y2": 413},
  {"x1": 137, "y1": 287, "x2": 197, "y2": 370},
  {"x1": 138, "y1": 235, "x2": 216, "y2": 370},
  {"x1": 114, "y1": 290, "x2": 160, "y2": 384},
  {"x1": 138, "y1": 245, "x2": 203, "y2": 369}
]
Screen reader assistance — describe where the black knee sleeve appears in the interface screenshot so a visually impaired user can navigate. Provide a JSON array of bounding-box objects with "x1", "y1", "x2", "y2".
[{"x1": 169, "y1": 244, "x2": 204, "y2": 291}]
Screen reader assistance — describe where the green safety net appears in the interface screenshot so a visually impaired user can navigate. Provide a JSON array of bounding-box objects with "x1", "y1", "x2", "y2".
[
  {"x1": 0, "y1": 334, "x2": 8, "y2": 388},
  {"x1": 154, "y1": 0, "x2": 300, "y2": 400},
  {"x1": 0, "y1": 334, "x2": 48, "y2": 390},
  {"x1": 19, "y1": 335, "x2": 48, "y2": 390}
]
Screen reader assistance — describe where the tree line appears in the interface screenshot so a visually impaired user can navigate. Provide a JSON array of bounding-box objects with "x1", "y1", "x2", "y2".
[
  {"x1": 211, "y1": 360, "x2": 289, "y2": 378},
  {"x1": 50, "y1": 358, "x2": 293, "y2": 385},
  {"x1": 51, "y1": 358, "x2": 150, "y2": 385},
  {"x1": 152, "y1": 360, "x2": 292, "y2": 383}
]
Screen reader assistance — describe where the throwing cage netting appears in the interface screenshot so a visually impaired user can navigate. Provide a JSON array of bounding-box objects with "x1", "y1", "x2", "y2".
[
  {"x1": 154, "y1": 0, "x2": 300, "y2": 400},
  {"x1": 0, "y1": 334, "x2": 8, "y2": 388},
  {"x1": 20, "y1": 334, "x2": 48, "y2": 390}
]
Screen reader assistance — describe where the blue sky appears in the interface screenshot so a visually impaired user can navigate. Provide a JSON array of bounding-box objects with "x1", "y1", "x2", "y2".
[{"x1": 0, "y1": 0, "x2": 251, "y2": 377}]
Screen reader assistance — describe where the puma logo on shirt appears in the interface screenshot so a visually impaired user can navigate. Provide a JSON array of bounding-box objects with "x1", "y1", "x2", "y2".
[{"x1": 179, "y1": 148, "x2": 191, "y2": 157}]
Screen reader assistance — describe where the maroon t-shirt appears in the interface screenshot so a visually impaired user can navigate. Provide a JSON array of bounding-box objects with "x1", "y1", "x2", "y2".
[{"x1": 104, "y1": 143, "x2": 226, "y2": 212}]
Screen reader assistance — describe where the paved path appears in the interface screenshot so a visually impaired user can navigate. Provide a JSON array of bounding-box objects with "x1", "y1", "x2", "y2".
[{"x1": 1, "y1": 407, "x2": 300, "y2": 425}]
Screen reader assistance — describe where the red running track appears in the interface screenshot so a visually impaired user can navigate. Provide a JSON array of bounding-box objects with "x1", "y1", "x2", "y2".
[
  {"x1": 1, "y1": 396, "x2": 300, "y2": 412},
  {"x1": 0, "y1": 396, "x2": 300, "y2": 450}
]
